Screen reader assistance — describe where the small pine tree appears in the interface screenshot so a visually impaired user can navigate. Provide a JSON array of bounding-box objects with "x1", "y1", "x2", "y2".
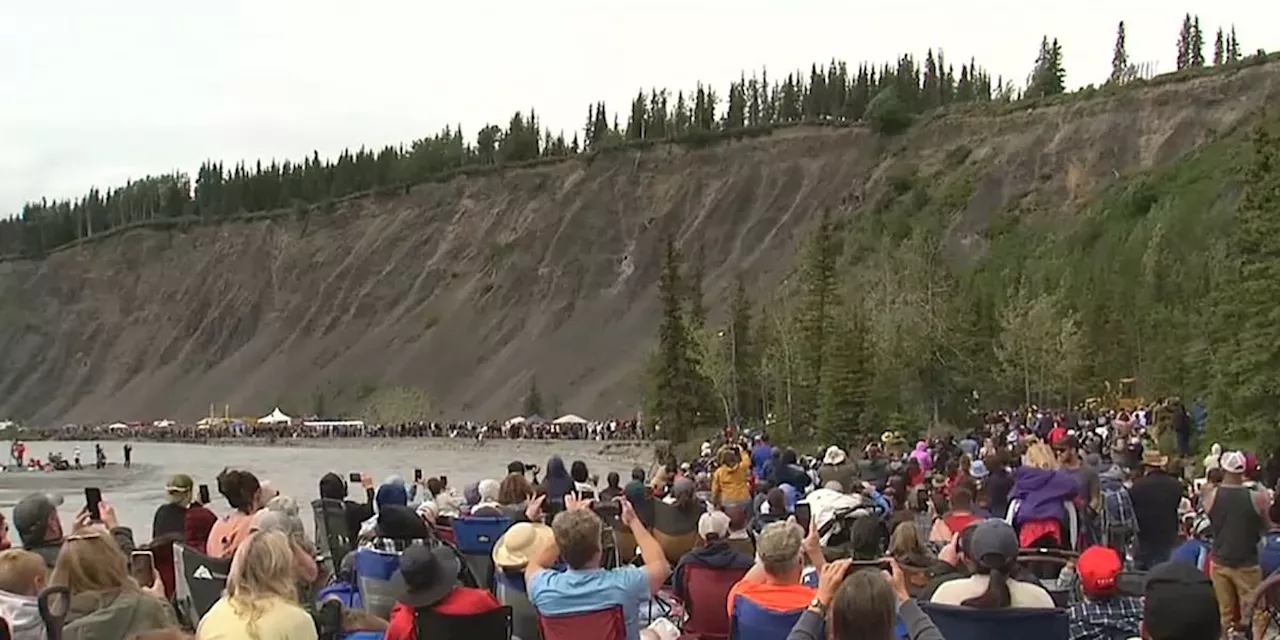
[
  {"x1": 1229, "y1": 27, "x2": 1242, "y2": 61},
  {"x1": 1111, "y1": 21, "x2": 1129, "y2": 83},
  {"x1": 1190, "y1": 16, "x2": 1206, "y2": 67},
  {"x1": 1214, "y1": 29, "x2": 1226, "y2": 65}
]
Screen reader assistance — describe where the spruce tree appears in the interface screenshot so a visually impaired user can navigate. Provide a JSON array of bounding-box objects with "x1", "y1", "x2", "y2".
[
  {"x1": 1229, "y1": 27, "x2": 1241, "y2": 61},
  {"x1": 728, "y1": 274, "x2": 761, "y2": 422},
  {"x1": 1111, "y1": 21, "x2": 1129, "y2": 83},
  {"x1": 1214, "y1": 29, "x2": 1226, "y2": 65},
  {"x1": 795, "y1": 209, "x2": 842, "y2": 434},
  {"x1": 1190, "y1": 16, "x2": 1205, "y2": 67},
  {"x1": 1176, "y1": 15, "x2": 1192, "y2": 70},
  {"x1": 645, "y1": 237, "x2": 716, "y2": 443},
  {"x1": 1210, "y1": 123, "x2": 1280, "y2": 445},
  {"x1": 815, "y1": 298, "x2": 873, "y2": 446}
]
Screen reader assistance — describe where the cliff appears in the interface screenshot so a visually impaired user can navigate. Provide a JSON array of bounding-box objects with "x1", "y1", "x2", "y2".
[{"x1": 3, "y1": 61, "x2": 1279, "y2": 425}]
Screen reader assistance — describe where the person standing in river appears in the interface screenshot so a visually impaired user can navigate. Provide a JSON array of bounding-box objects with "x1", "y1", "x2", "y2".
[{"x1": 124, "y1": 443, "x2": 133, "y2": 468}]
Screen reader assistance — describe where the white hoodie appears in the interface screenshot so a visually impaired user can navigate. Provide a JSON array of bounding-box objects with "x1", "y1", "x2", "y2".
[{"x1": 0, "y1": 589, "x2": 46, "y2": 640}]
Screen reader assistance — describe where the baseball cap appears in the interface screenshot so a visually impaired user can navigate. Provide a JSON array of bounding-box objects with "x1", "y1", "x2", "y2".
[
  {"x1": 507, "y1": 461, "x2": 526, "y2": 474},
  {"x1": 12, "y1": 493, "x2": 64, "y2": 547},
  {"x1": 1077, "y1": 545, "x2": 1121, "y2": 597},
  {"x1": 967, "y1": 519, "x2": 1017, "y2": 570},
  {"x1": 697, "y1": 511, "x2": 731, "y2": 541},
  {"x1": 756, "y1": 521, "x2": 803, "y2": 567},
  {"x1": 165, "y1": 473, "x2": 194, "y2": 493},
  {"x1": 1221, "y1": 451, "x2": 1247, "y2": 474},
  {"x1": 1143, "y1": 561, "x2": 1220, "y2": 640}
]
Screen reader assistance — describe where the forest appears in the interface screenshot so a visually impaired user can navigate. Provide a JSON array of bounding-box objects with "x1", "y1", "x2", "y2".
[
  {"x1": 0, "y1": 17, "x2": 1248, "y2": 259},
  {"x1": 643, "y1": 112, "x2": 1280, "y2": 450}
]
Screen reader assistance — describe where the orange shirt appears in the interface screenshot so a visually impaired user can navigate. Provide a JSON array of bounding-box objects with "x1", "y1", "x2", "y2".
[
  {"x1": 205, "y1": 511, "x2": 254, "y2": 559},
  {"x1": 726, "y1": 579, "x2": 815, "y2": 616}
]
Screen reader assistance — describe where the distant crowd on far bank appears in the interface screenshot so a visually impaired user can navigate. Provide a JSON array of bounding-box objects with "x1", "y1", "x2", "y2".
[{"x1": 32, "y1": 417, "x2": 648, "y2": 444}]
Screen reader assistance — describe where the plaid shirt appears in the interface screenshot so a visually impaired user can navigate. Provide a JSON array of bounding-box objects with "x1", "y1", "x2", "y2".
[{"x1": 1067, "y1": 595, "x2": 1143, "y2": 640}]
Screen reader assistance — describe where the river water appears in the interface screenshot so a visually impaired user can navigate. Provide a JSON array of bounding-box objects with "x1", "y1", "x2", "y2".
[{"x1": 0, "y1": 439, "x2": 653, "y2": 542}]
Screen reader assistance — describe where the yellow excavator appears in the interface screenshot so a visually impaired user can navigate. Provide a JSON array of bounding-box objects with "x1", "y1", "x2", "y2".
[{"x1": 1083, "y1": 378, "x2": 1145, "y2": 412}]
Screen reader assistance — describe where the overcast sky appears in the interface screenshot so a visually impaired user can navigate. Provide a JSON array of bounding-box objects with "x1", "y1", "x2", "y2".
[{"x1": 0, "y1": 1, "x2": 1271, "y2": 216}]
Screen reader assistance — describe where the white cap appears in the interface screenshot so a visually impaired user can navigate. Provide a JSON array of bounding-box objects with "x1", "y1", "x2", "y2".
[
  {"x1": 697, "y1": 511, "x2": 731, "y2": 540},
  {"x1": 1221, "y1": 451, "x2": 1247, "y2": 474}
]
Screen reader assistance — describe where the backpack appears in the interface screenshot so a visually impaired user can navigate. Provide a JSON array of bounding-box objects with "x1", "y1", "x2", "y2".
[{"x1": 1100, "y1": 484, "x2": 1139, "y2": 552}]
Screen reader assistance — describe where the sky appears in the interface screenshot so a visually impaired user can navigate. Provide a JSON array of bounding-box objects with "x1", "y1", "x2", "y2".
[{"x1": 1, "y1": 1, "x2": 1273, "y2": 216}]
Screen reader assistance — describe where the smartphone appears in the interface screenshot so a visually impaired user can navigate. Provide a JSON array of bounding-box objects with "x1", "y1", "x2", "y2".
[
  {"x1": 130, "y1": 551, "x2": 155, "y2": 588},
  {"x1": 414, "y1": 468, "x2": 422, "y2": 482},
  {"x1": 348, "y1": 472, "x2": 361, "y2": 483},
  {"x1": 198, "y1": 484, "x2": 211, "y2": 505},
  {"x1": 84, "y1": 487, "x2": 103, "y2": 522},
  {"x1": 794, "y1": 503, "x2": 812, "y2": 531}
]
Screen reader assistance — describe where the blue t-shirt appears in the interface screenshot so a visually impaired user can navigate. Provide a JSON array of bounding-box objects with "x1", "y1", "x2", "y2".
[
  {"x1": 1259, "y1": 532, "x2": 1280, "y2": 577},
  {"x1": 1170, "y1": 539, "x2": 1209, "y2": 572},
  {"x1": 529, "y1": 566, "x2": 650, "y2": 640}
]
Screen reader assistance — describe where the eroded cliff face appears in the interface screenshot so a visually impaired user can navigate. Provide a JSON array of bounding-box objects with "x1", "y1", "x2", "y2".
[{"x1": 2, "y1": 63, "x2": 1278, "y2": 425}]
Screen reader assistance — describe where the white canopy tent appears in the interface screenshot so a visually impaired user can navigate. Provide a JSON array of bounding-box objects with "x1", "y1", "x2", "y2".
[
  {"x1": 552, "y1": 414, "x2": 588, "y2": 425},
  {"x1": 504, "y1": 416, "x2": 526, "y2": 427},
  {"x1": 257, "y1": 408, "x2": 292, "y2": 425}
]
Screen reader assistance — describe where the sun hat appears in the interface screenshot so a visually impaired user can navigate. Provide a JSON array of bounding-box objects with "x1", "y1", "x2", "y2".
[
  {"x1": 822, "y1": 446, "x2": 847, "y2": 466},
  {"x1": 492, "y1": 522, "x2": 554, "y2": 569},
  {"x1": 1141, "y1": 450, "x2": 1169, "y2": 469},
  {"x1": 390, "y1": 542, "x2": 462, "y2": 608}
]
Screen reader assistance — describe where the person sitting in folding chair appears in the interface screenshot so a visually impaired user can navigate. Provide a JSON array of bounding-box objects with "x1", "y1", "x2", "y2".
[{"x1": 383, "y1": 542, "x2": 502, "y2": 640}]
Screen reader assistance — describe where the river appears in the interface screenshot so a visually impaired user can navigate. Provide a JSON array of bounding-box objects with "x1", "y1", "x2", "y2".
[{"x1": 0, "y1": 439, "x2": 656, "y2": 542}]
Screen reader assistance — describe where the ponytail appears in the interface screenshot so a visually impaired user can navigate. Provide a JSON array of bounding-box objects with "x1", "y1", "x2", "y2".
[{"x1": 961, "y1": 560, "x2": 1013, "y2": 609}]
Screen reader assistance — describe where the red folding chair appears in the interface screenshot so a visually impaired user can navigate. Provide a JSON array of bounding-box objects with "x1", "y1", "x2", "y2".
[
  {"x1": 682, "y1": 564, "x2": 749, "y2": 639},
  {"x1": 538, "y1": 605, "x2": 626, "y2": 640}
]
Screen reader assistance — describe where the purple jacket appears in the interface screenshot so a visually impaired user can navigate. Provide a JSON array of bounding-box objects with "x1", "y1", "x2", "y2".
[{"x1": 1011, "y1": 467, "x2": 1078, "y2": 524}]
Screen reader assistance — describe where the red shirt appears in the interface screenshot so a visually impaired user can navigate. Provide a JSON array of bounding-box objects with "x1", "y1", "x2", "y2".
[
  {"x1": 385, "y1": 587, "x2": 502, "y2": 640},
  {"x1": 1047, "y1": 425, "x2": 1068, "y2": 445}
]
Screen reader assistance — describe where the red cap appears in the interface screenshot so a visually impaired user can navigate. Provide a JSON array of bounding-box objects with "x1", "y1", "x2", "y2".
[{"x1": 1077, "y1": 545, "x2": 1122, "y2": 597}]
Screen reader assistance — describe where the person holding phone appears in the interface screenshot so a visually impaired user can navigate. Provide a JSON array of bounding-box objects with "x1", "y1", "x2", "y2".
[
  {"x1": 727, "y1": 516, "x2": 825, "y2": 618},
  {"x1": 151, "y1": 474, "x2": 195, "y2": 541},
  {"x1": 11, "y1": 492, "x2": 137, "y2": 569},
  {"x1": 784, "y1": 558, "x2": 944, "y2": 640}
]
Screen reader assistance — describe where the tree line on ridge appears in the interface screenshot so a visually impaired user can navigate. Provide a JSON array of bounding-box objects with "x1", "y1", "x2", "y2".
[{"x1": 0, "y1": 17, "x2": 1254, "y2": 259}]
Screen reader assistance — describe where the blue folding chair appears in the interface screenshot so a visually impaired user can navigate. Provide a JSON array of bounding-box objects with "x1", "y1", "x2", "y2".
[
  {"x1": 452, "y1": 516, "x2": 512, "y2": 590},
  {"x1": 352, "y1": 547, "x2": 401, "y2": 620},
  {"x1": 918, "y1": 602, "x2": 1068, "y2": 640},
  {"x1": 730, "y1": 595, "x2": 804, "y2": 640}
]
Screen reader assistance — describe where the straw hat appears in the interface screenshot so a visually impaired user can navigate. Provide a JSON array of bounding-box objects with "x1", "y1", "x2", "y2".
[{"x1": 492, "y1": 522, "x2": 555, "y2": 569}]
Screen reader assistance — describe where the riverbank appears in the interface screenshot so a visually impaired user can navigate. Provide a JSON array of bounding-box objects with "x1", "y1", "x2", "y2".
[{"x1": 48, "y1": 436, "x2": 666, "y2": 466}]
